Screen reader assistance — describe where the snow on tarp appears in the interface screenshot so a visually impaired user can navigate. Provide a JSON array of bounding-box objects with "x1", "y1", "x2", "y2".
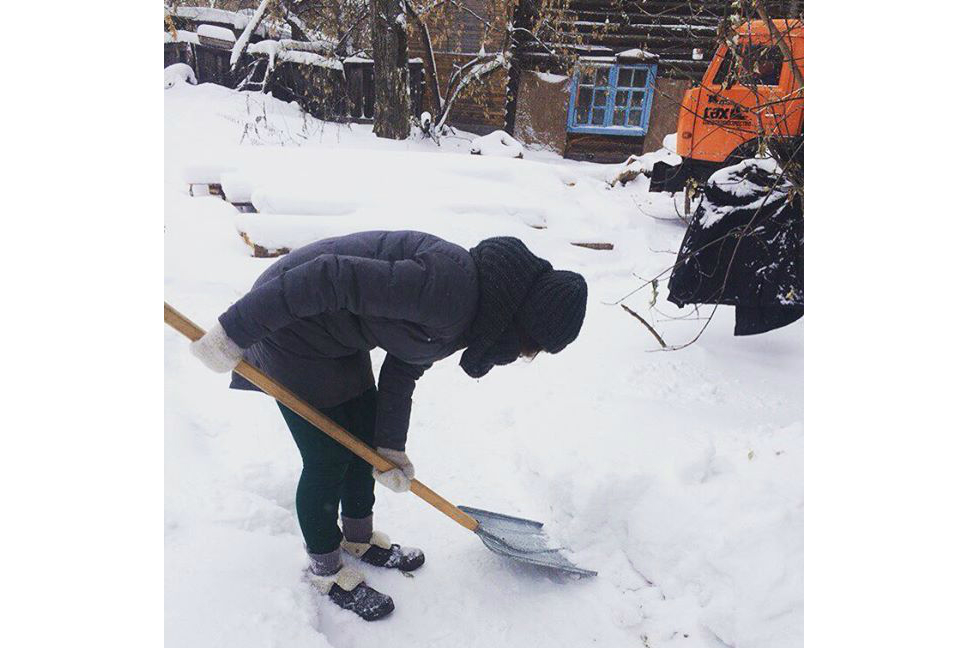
[
  {"x1": 470, "y1": 130, "x2": 524, "y2": 159},
  {"x1": 165, "y1": 63, "x2": 197, "y2": 90},
  {"x1": 706, "y1": 158, "x2": 780, "y2": 200},
  {"x1": 165, "y1": 82, "x2": 803, "y2": 648},
  {"x1": 701, "y1": 157, "x2": 785, "y2": 229},
  {"x1": 668, "y1": 156, "x2": 803, "y2": 335}
]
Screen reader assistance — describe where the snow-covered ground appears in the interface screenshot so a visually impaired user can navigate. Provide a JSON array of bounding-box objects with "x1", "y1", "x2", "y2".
[{"x1": 165, "y1": 82, "x2": 803, "y2": 648}]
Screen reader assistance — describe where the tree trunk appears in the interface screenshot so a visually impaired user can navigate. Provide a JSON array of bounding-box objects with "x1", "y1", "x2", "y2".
[
  {"x1": 370, "y1": 0, "x2": 411, "y2": 139},
  {"x1": 405, "y1": 3, "x2": 441, "y2": 122}
]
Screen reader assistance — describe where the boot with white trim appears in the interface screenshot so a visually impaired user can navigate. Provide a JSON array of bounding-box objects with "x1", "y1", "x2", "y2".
[
  {"x1": 307, "y1": 550, "x2": 394, "y2": 621},
  {"x1": 342, "y1": 530, "x2": 426, "y2": 572}
]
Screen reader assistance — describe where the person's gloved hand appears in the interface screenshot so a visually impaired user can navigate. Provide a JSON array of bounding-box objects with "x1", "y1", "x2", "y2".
[
  {"x1": 190, "y1": 321, "x2": 244, "y2": 373},
  {"x1": 372, "y1": 448, "x2": 415, "y2": 493}
]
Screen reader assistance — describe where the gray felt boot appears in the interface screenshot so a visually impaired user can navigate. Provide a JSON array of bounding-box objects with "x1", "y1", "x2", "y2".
[
  {"x1": 307, "y1": 548, "x2": 394, "y2": 621},
  {"x1": 340, "y1": 515, "x2": 425, "y2": 572}
]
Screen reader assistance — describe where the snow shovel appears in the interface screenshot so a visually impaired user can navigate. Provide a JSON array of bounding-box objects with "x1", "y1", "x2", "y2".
[{"x1": 165, "y1": 302, "x2": 596, "y2": 578}]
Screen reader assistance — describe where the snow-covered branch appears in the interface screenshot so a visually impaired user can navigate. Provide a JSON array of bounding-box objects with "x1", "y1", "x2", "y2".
[
  {"x1": 245, "y1": 38, "x2": 341, "y2": 89},
  {"x1": 230, "y1": 0, "x2": 273, "y2": 72},
  {"x1": 437, "y1": 53, "x2": 509, "y2": 130}
]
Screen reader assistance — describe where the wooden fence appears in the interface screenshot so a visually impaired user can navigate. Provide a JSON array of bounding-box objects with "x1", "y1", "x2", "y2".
[{"x1": 164, "y1": 39, "x2": 425, "y2": 124}]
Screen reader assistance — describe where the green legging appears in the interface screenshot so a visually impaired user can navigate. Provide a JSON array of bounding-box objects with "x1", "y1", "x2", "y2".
[{"x1": 277, "y1": 388, "x2": 378, "y2": 554}]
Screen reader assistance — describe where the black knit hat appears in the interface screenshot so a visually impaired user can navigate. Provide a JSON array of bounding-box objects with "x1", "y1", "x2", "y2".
[
  {"x1": 460, "y1": 237, "x2": 587, "y2": 378},
  {"x1": 518, "y1": 270, "x2": 588, "y2": 354}
]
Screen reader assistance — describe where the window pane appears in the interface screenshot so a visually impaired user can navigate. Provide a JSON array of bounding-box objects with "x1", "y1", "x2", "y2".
[
  {"x1": 593, "y1": 89, "x2": 608, "y2": 106},
  {"x1": 628, "y1": 109, "x2": 643, "y2": 126},
  {"x1": 754, "y1": 46, "x2": 784, "y2": 85},
  {"x1": 615, "y1": 90, "x2": 629, "y2": 107},
  {"x1": 595, "y1": 68, "x2": 609, "y2": 86},
  {"x1": 579, "y1": 69, "x2": 594, "y2": 85},
  {"x1": 591, "y1": 108, "x2": 605, "y2": 125},
  {"x1": 712, "y1": 48, "x2": 734, "y2": 85},
  {"x1": 630, "y1": 91, "x2": 644, "y2": 108},
  {"x1": 613, "y1": 107, "x2": 627, "y2": 126},
  {"x1": 576, "y1": 87, "x2": 592, "y2": 124},
  {"x1": 618, "y1": 69, "x2": 633, "y2": 87},
  {"x1": 712, "y1": 45, "x2": 783, "y2": 87},
  {"x1": 633, "y1": 69, "x2": 647, "y2": 87}
]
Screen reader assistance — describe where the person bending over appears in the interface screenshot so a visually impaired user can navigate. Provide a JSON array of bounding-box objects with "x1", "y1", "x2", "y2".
[{"x1": 191, "y1": 230, "x2": 587, "y2": 620}]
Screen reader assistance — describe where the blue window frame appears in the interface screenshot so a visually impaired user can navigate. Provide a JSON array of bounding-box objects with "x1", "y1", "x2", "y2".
[{"x1": 567, "y1": 64, "x2": 657, "y2": 136}]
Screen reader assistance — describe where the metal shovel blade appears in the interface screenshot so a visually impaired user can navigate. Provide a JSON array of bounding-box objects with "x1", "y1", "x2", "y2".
[{"x1": 458, "y1": 505, "x2": 597, "y2": 578}]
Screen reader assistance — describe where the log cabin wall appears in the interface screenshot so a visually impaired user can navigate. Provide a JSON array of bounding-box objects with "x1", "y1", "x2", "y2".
[
  {"x1": 429, "y1": 54, "x2": 510, "y2": 132},
  {"x1": 564, "y1": 133, "x2": 648, "y2": 163},
  {"x1": 408, "y1": 0, "x2": 515, "y2": 133},
  {"x1": 511, "y1": 0, "x2": 804, "y2": 162},
  {"x1": 513, "y1": 70, "x2": 571, "y2": 154},
  {"x1": 514, "y1": 0, "x2": 804, "y2": 81},
  {"x1": 641, "y1": 76, "x2": 690, "y2": 153}
]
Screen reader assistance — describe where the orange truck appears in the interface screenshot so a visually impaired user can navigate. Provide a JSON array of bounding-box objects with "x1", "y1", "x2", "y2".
[{"x1": 650, "y1": 19, "x2": 804, "y2": 193}]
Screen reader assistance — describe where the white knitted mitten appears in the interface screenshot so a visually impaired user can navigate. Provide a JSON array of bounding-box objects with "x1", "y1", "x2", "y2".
[
  {"x1": 190, "y1": 321, "x2": 243, "y2": 373},
  {"x1": 372, "y1": 448, "x2": 415, "y2": 493}
]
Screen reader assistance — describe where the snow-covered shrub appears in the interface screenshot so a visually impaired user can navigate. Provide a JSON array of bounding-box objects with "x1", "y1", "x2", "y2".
[
  {"x1": 165, "y1": 63, "x2": 197, "y2": 89},
  {"x1": 469, "y1": 130, "x2": 524, "y2": 159}
]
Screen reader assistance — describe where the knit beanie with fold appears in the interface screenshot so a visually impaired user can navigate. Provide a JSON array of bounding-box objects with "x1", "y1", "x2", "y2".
[{"x1": 460, "y1": 237, "x2": 587, "y2": 378}]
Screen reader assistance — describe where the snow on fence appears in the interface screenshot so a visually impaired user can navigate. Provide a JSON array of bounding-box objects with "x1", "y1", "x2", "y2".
[{"x1": 164, "y1": 36, "x2": 424, "y2": 124}]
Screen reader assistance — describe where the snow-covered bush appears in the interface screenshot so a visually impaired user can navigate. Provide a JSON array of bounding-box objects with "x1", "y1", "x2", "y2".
[
  {"x1": 165, "y1": 63, "x2": 197, "y2": 90},
  {"x1": 469, "y1": 130, "x2": 524, "y2": 159}
]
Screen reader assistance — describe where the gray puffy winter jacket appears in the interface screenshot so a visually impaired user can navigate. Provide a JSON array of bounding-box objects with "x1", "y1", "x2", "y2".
[{"x1": 218, "y1": 230, "x2": 479, "y2": 450}]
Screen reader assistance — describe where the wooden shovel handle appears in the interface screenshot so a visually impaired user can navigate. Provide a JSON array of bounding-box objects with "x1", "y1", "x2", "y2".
[{"x1": 164, "y1": 302, "x2": 480, "y2": 532}]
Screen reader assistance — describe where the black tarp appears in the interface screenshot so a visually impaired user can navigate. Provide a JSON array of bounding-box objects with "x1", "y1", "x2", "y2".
[{"x1": 667, "y1": 158, "x2": 803, "y2": 336}]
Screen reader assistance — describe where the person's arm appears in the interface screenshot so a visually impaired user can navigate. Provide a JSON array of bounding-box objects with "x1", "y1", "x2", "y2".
[
  {"x1": 374, "y1": 355, "x2": 431, "y2": 451},
  {"x1": 370, "y1": 355, "x2": 431, "y2": 493},
  {"x1": 218, "y1": 254, "x2": 435, "y2": 349}
]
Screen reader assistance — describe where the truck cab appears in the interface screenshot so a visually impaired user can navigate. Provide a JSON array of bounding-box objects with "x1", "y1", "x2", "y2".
[{"x1": 651, "y1": 19, "x2": 804, "y2": 193}]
